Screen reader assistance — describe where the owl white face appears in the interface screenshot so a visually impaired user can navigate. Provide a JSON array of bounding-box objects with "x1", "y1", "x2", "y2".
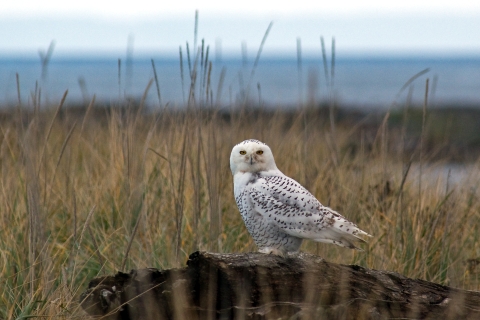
[{"x1": 230, "y1": 139, "x2": 278, "y2": 175}]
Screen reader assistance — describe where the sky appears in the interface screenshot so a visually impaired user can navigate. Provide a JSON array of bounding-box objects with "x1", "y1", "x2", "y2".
[{"x1": 1, "y1": 0, "x2": 480, "y2": 58}]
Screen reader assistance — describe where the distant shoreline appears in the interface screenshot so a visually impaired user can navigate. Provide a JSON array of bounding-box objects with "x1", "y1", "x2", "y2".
[{"x1": 1, "y1": 104, "x2": 480, "y2": 162}]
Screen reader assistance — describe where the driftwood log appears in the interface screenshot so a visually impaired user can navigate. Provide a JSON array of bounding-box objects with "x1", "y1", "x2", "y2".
[{"x1": 80, "y1": 251, "x2": 480, "y2": 319}]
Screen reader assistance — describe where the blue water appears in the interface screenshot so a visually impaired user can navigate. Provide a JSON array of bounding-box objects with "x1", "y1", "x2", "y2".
[{"x1": 1, "y1": 56, "x2": 479, "y2": 108}]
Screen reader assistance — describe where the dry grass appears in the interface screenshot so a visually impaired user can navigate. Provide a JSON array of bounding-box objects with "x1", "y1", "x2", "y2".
[
  {"x1": 2, "y1": 23, "x2": 480, "y2": 316},
  {"x1": 0, "y1": 100, "x2": 480, "y2": 318}
]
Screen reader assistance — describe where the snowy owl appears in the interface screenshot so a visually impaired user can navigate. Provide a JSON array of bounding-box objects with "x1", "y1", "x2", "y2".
[{"x1": 230, "y1": 139, "x2": 371, "y2": 256}]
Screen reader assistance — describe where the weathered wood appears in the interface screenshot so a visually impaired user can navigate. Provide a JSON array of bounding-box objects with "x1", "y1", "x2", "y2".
[{"x1": 80, "y1": 251, "x2": 480, "y2": 319}]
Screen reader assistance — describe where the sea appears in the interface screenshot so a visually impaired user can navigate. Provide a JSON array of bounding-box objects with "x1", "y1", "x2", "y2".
[{"x1": 1, "y1": 55, "x2": 480, "y2": 109}]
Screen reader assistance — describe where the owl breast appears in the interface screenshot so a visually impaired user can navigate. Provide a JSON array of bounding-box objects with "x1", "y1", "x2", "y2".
[{"x1": 234, "y1": 174, "x2": 303, "y2": 253}]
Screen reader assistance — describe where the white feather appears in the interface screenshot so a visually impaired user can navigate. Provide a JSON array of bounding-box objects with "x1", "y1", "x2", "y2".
[{"x1": 230, "y1": 139, "x2": 371, "y2": 254}]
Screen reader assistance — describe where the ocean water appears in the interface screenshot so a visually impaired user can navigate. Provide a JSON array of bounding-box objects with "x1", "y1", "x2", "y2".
[{"x1": 1, "y1": 56, "x2": 479, "y2": 109}]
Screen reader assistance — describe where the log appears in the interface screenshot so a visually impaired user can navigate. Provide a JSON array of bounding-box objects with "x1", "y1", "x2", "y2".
[{"x1": 80, "y1": 251, "x2": 480, "y2": 319}]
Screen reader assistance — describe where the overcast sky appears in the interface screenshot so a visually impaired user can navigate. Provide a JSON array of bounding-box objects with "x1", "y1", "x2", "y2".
[{"x1": 1, "y1": 0, "x2": 480, "y2": 57}]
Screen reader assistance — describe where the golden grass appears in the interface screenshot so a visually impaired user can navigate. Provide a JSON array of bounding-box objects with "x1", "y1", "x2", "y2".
[{"x1": 0, "y1": 103, "x2": 480, "y2": 318}]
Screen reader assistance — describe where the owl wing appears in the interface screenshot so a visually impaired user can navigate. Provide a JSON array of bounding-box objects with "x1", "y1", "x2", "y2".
[{"x1": 248, "y1": 174, "x2": 370, "y2": 249}]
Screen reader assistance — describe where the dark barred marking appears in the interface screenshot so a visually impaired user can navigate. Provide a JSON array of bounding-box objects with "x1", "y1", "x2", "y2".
[{"x1": 233, "y1": 159, "x2": 368, "y2": 253}]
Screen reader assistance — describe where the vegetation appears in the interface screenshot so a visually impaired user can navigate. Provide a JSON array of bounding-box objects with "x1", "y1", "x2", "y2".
[
  {"x1": 1, "y1": 14, "x2": 479, "y2": 318},
  {"x1": 0, "y1": 98, "x2": 480, "y2": 318}
]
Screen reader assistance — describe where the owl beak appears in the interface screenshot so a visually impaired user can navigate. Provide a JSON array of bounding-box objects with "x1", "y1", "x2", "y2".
[{"x1": 250, "y1": 155, "x2": 253, "y2": 165}]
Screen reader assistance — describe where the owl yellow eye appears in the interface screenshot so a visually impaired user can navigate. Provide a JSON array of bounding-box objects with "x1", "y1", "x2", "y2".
[
  {"x1": 239, "y1": 150, "x2": 246, "y2": 155},
  {"x1": 256, "y1": 150, "x2": 263, "y2": 155}
]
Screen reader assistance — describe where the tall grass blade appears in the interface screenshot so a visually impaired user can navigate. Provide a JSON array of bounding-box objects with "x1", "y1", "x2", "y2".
[
  {"x1": 245, "y1": 21, "x2": 273, "y2": 102},
  {"x1": 320, "y1": 36, "x2": 330, "y2": 87},
  {"x1": 71, "y1": 205, "x2": 96, "y2": 284},
  {"x1": 39, "y1": 40, "x2": 55, "y2": 81},
  {"x1": 49, "y1": 121, "x2": 77, "y2": 197},
  {"x1": 121, "y1": 202, "x2": 144, "y2": 271},
  {"x1": 179, "y1": 46, "x2": 186, "y2": 105},
  {"x1": 297, "y1": 37, "x2": 303, "y2": 107},
  {"x1": 118, "y1": 58, "x2": 122, "y2": 100},
  {"x1": 87, "y1": 224, "x2": 105, "y2": 272},
  {"x1": 80, "y1": 94, "x2": 96, "y2": 134},
  {"x1": 151, "y1": 59, "x2": 163, "y2": 108},
  {"x1": 194, "y1": 10, "x2": 199, "y2": 57},
  {"x1": 419, "y1": 78, "x2": 429, "y2": 210},
  {"x1": 394, "y1": 68, "x2": 430, "y2": 103},
  {"x1": 125, "y1": 34, "x2": 134, "y2": 95},
  {"x1": 330, "y1": 37, "x2": 336, "y2": 89},
  {"x1": 186, "y1": 42, "x2": 192, "y2": 78},
  {"x1": 16, "y1": 73, "x2": 21, "y2": 106},
  {"x1": 37, "y1": 90, "x2": 68, "y2": 178},
  {"x1": 215, "y1": 67, "x2": 226, "y2": 107}
]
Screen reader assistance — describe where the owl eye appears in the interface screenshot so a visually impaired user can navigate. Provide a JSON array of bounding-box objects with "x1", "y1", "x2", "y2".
[
  {"x1": 239, "y1": 150, "x2": 246, "y2": 155},
  {"x1": 256, "y1": 150, "x2": 264, "y2": 155}
]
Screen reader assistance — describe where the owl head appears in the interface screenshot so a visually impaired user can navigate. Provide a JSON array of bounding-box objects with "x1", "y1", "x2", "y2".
[{"x1": 230, "y1": 139, "x2": 278, "y2": 175}]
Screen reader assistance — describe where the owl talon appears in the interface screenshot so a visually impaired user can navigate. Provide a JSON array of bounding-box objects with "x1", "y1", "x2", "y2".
[{"x1": 259, "y1": 247, "x2": 286, "y2": 257}]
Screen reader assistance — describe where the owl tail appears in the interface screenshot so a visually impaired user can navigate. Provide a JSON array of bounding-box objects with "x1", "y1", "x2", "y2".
[{"x1": 313, "y1": 228, "x2": 371, "y2": 250}]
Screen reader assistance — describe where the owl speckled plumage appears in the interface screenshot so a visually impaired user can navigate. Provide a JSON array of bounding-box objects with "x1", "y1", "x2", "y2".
[{"x1": 230, "y1": 139, "x2": 371, "y2": 255}]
